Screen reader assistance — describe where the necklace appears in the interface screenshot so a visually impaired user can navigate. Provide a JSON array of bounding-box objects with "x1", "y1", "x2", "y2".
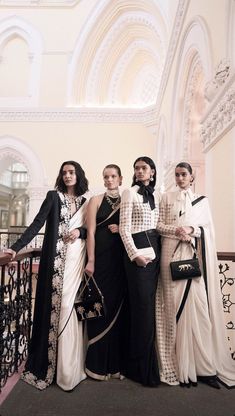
[
  {"x1": 105, "y1": 193, "x2": 121, "y2": 210},
  {"x1": 67, "y1": 194, "x2": 77, "y2": 203},
  {"x1": 64, "y1": 194, "x2": 83, "y2": 216},
  {"x1": 105, "y1": 189, "x2": 120, "y2": 198}
]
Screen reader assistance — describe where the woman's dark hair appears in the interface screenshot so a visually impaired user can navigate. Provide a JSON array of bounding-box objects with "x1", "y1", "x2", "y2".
[
  {"x1": 103, "y1": 164, "x2": 122, "y2": 177},
  {"x1": 132, "y1": 156, "x2": 157, "y2": 187},
  {"x1": 175, "y1": 161, "x2": 193, "y2": 174},
  {"x1": 55, "y1": 160, "x2": 89, "y2": 196},
  {"x1": 175, "y1": 162, "x2": 194, "y2": 183}
]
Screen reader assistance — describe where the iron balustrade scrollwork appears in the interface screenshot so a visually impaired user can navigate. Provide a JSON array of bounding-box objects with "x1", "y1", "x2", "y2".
[
  {"x1": 0, "y1": 249, "x2": 234, "y2": 392},
  {"x1": 0, "y1": 248, "x2": 41, "y2": 392},
  {"x1": 217, "y1": 252, "x2": 235, "y2": 360},
  {"x1": 0, "y1": 231, "x2": 44, "y2": 251}
]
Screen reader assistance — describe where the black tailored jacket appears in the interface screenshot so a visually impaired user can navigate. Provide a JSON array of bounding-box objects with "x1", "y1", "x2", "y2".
[{"x1": 11, "y1": 191, "x2": 62, "y2": 379}]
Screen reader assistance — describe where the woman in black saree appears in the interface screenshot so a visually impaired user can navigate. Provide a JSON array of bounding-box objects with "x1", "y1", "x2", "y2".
[{"x1": 84, "y1": 164, "x2": 126, "y2": 380}]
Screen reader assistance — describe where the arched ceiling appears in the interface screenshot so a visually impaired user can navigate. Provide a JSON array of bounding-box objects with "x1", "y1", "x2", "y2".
[{"x1": 68, "y1": 0, "x2": 177, "y2": 108}]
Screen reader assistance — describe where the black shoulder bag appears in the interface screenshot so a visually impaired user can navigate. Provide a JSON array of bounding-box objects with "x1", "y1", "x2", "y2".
[
  {"x1": 74, "y1": 274, "x2": 105, "y2": 321},
  {"x1": 170, "y1": 241, "x2": 201, "y2": 281}
]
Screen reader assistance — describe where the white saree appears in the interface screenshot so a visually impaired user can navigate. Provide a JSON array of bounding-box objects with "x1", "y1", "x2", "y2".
[
  {"x1": 156, "y1": 188, "x2": 235, "y2": 387},
  {"x1": 56, "y1": 202, "x2": 87, "y2": 391}
]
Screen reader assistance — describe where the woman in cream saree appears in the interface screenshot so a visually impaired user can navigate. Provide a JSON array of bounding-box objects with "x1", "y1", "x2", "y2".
[
  {"x1": 7, "y1": 161, "x2": 90, "y2": 390},
  {"x1": 156, "y1": 162, "x2": 235, "y2": 388},
  {"x1": 57, "y1": 198, "x2": 88, "y2": 390}
]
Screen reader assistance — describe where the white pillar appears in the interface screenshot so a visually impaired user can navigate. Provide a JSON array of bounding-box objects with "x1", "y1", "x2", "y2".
[{"x1": 26, "y1": 186, "x2": 48, "y2": 227}]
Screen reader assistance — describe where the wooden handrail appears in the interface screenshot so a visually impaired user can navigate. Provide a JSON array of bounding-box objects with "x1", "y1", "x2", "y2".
[
  {"x1": 0, "y1": 248, "x2": 41, "y2": 266},
  {"x1": 0, "y1": 249, "x2": 234, "y2": 264},
  {"x1": 217, "y1": 252, "x2": 235, "y2": 262}
]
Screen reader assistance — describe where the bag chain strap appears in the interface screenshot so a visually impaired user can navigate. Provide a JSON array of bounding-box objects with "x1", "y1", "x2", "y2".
[
  {"x1": 145, "y1": 231, "x2": 153, "y2": 248},
  {"x1": 78, "y1": 273, "x2": 103, "y2": 299},
  {"x1": 171, "y1": 240, "x2": 198, "y2": 260}
]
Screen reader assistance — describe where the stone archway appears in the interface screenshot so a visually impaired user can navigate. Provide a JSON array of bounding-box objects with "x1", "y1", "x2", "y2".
[
  {"x1": 169, "y1": 16, "x2": 213, "y2": 193},
  {"x1": 0, "y1": 136, "x2": 48, "y2": 224}
]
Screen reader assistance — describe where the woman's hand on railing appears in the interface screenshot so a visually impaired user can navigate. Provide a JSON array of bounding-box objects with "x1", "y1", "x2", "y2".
[{"x1": 2, "y1": 248, "x2": 16, "y2": 261}]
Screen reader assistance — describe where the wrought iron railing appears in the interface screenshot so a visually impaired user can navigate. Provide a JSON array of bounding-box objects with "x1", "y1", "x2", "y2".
[
  {"x1": 0, "y1": 249, "x2": 41, "y2": 392},
  {"x1": 217, "y1": 252, "x2": 235, "y2": 360},
  {"x1": 0, "y1": 249, "x2": 234, "y2": 392},
  {"x1": 0, "y1": 231, "x2": 44, "y2": 250}
]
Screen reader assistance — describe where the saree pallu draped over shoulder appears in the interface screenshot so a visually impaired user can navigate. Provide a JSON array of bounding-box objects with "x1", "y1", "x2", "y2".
[
  {"x1": 85, "y1": 197, "x2": 126, "y2": 380},
  {"x1": 19, "y1": 191, "x2": 89, "y2": 390},
  {"x1": 156, "y1": 189, "x2": 235, "y2": 387}
]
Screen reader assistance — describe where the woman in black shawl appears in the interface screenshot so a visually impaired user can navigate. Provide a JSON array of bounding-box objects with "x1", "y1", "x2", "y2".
[{"x1": 5, "y1": 161, "x2": 90, "y2": 390}]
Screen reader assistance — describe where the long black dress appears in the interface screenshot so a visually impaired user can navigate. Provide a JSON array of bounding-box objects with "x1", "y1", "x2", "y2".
[
  {"x1": 123, "y1": 231, "x2": 160, "y2": 386},
  {"x1": 119, "y1": 185, "x2": 161, "y2": 387},
  {"x1": 85, "y1": 196, "x2": 126, "y2": 380}
]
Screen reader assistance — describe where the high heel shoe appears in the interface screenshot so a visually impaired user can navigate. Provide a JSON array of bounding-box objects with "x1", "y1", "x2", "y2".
[
  {"x1": 197, "y1": 375, "x2": 221, "y2": 389},
  {"x1": 180, "y1": 380, "x2": 197, "y2": 388}
]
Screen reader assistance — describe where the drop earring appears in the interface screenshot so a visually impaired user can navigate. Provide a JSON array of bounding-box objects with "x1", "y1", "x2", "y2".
[{"x1": 150, "y1": 176, "x2": 154, "y2": 182}]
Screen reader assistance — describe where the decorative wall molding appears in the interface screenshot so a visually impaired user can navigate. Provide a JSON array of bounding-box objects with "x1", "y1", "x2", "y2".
[
  {"x1": 0, "y1": 136, "x2": 48, "y2": 225},
  {"x1": 107, "y1": 37, "x2": 161, "y2": 107},
  {"x1": 0, "y1": 106, "x2": 157, "y2": 125},
  {"x1": 0, "y1": 0, "x2": 80, "y2": 7},
  {"x1": 0, "y1": 16, "x2": 43, "y2": 107},
  {"x1": 156, "y1": 114, "x2": 168, "y2": 191},
  {"x1": 155, "y1": 0, "x2": 190, "y2": 115},
  {"x1": 68, "y1": 4, "x2": 167, "y2": 107},
  {"x1": 182, "y1": 58, "x2": 203, "y2": 158},
  {"x1": 85, "y1": 11, "x2": 165, "y2": 106},
  {"x1": 201, "y1": 73, "x2": 235, "y2": 152},
  {"x1": 0, "y1": 136, "x2": 48, "y2": 188},
  {"x1": 204, "y1": 59, "x2": 231, "y2": 102},
  {"x1": 163, "y1": 160, "x2": 176, "y2": 192},
  {"x1": 226, "y1": 0, "x2": 235, "y2": 67},
  {"x1": 169, "y1": 15, "x2": 212, "y2": 162}
]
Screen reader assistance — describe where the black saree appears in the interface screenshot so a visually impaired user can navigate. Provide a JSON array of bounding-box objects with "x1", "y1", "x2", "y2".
[{"x1": 85, "y1": 196, "x2": 127, "y2": 380}]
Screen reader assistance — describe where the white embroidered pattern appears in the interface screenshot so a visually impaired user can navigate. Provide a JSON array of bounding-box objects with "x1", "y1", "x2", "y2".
[{"x1": 21, "y1": 192, "x2": 81, "y2": 389}]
